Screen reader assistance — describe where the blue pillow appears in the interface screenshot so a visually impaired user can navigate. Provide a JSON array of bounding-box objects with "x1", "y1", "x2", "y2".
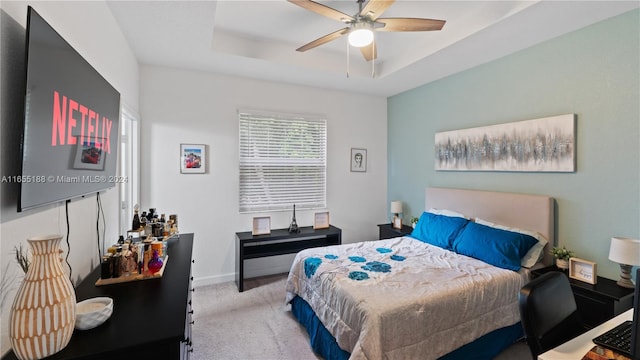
[
  {"x1": 452, "y1": 222, "x2": 538, "y2": 271},
  {"x1": 410, "y1": 212, "x2": 469, "y2": 249}
]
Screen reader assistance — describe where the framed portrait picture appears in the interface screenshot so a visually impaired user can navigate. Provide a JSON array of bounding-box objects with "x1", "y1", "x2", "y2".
[
  {"x1": 569, "y1": 258, "x2": 597, "y2": 285},
  {"x1": 350, "y1": 148, "x2": 367, "y2": 172},
  {"x1": 314, "y1": 212, "x2": 330, "y2": 229},
  {"x1": 252, "y1": 216, "x2": 271, "y2": 236},
  {"x1": 180, "y1": 144, "x2": 206, "y2": 174},
  {"x1": 73, "y1": 140, "x2": 106, "y2": 170}
]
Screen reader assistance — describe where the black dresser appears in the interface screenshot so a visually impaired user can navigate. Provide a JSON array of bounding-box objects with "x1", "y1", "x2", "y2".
[{"x1": 2, "y1": 234, "x2": 195, "y2": 360}]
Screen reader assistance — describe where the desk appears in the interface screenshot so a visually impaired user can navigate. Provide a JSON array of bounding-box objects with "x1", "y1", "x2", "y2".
[
  {"x1": 235, "y1": 225, "x2": 341, "y2": 292},
  {"x1": 538, "y1": 309, "x2": 633, "y2": 360}
]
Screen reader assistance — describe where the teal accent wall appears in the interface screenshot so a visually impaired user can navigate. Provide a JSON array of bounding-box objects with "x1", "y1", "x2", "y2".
[{"x1": 387, "y1": 9, "x2": 639, "y2": 279}]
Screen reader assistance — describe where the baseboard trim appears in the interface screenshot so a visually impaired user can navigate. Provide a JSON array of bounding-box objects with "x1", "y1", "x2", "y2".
[
  {"x1": 193, "y1": 265, "x2": 293, "y2": 288},
  {"x1": 193, "y1": 273, "x2": 235, "y2": 287}
]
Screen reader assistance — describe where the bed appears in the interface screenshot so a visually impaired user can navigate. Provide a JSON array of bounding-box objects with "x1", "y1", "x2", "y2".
[{"x1": 285, "y1": 187, "x2": 555, "y2": 360}]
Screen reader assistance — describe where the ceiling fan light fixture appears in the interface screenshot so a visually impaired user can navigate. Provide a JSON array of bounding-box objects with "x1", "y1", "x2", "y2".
[{"x1": 348, "y1": 23, "x2": 374, "y2": 47}]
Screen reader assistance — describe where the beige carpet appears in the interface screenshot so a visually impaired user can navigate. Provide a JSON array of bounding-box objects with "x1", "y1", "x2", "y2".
[{"x1": 191, "y1": 273, "x2": 530, "y2": 360}]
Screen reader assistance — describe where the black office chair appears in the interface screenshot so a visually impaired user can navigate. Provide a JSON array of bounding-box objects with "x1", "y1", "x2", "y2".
[{"x1": 519, "y1": 271, "x2": 586, "y2": 359}]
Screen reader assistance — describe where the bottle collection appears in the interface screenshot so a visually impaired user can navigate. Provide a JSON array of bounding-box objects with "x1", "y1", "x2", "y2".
[{"x1": 100, "y1": 207, "x2": 178, "y2": 281}]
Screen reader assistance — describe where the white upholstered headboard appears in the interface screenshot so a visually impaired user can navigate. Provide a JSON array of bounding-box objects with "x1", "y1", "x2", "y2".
[{"x1": 425, "y1": 187, "x2": 555, "y2": 266}]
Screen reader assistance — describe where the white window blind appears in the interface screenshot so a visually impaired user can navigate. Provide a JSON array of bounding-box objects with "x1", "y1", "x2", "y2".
[{"x1": 239, "y1": 110, "x2": 327, "y2": 213}]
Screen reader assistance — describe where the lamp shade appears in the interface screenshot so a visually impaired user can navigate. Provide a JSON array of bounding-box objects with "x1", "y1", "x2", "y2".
[
  {"x1": 348, "y1": 29, "x2": 373, "y2": 47},
  {"x1": 608, "y1": 237, "x2": 640, "y2": 266},
  {"x1": 390, "y1": 201, "x2": 403, "y2": 214},
  {"x1": 348, "y1": 22, "x2": 374, "y2": 47}
]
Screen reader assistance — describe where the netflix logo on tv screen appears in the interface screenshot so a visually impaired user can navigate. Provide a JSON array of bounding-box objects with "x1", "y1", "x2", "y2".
[{"x1": 18, "y1": 7, "x2": 120, "y2": 211}]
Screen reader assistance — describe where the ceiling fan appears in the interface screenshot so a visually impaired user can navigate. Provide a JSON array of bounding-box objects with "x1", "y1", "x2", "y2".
[{"x1": 288, "y1": 0, "x2": 446, "y2": 62}]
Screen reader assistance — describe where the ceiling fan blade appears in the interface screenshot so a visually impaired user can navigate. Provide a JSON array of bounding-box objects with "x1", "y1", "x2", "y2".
[
  {"x1": 359, "y1": 41, "x2": 377, "y2": 62},
  {"x1": 360, "y1": 0, "x2": 395, "y2": 21},
  {"x1": 288, "y1": 0, "x2": 354, "y2": 22},
  {"x1": 377, "y1": 18, "x2": 446, "y2": 32},
  {"x1": 296, "y1": 27, "x2": 349, "y2": 52}
]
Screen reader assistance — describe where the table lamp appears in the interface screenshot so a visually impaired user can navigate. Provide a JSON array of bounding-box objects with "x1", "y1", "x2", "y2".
[
  {"x1": 608, "y1": 236, "x2": 640, "y2": 288},
  {"x1": 390, "y1": 201, "x2": 403, "y2": 229}
]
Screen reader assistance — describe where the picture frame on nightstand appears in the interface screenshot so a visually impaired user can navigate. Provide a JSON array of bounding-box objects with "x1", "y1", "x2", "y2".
[
  {"x1": 392, "y1": 216, "x2": 402, "y2": 230},
  {"x1": 569, "y1": 258, "x2": 597, "y2": 285}
]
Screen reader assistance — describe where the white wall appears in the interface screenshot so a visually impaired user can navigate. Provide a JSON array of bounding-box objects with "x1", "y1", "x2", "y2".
[
  {"x1": 139, "y1": 65, "x2": 388, "y2": 285},
  {"x1": 0, "y1": 1, "x2": 139, "y2": 354}
]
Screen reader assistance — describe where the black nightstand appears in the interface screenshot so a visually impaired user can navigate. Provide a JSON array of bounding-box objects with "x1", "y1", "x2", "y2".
[
  {"x1": 377, "y1": 223, "x2": 413, "y2": 240},
  {"x1": 531, "y1": 266, "x2": 634, "y2": 329}
]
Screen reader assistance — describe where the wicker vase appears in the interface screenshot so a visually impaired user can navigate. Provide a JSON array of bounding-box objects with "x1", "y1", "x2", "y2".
[{"x1": 9, "y1": 235, "x2": 76, "y2": 360}]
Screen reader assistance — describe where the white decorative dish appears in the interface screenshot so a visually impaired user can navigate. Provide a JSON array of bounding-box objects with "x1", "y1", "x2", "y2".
[{"x1": 75, "y1": 297, "x2": 113, "y2": 330}]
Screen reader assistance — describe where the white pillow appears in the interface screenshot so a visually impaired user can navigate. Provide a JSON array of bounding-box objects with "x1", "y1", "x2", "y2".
[
  {"x1": 428, "y1": 208, "x2": 469, "y2": 219},
  {"x1": 474, "y1": 218, "x2": 548, "y2": 268}
]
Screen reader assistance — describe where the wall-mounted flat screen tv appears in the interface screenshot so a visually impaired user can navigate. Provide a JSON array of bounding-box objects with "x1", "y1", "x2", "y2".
[{"x1": 19, "y1": 7, "x2": 121, "y2": 212}]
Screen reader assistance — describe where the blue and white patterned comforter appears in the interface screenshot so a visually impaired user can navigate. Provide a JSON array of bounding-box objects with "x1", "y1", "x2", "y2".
[{"x1": 285, "y1": 236, "x2": 528, "y2": 360}]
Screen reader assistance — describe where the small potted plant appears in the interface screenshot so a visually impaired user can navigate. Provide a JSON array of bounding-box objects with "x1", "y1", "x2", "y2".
[
  {"x1": 552, "y1": 246, "x2": 574, "y2": 270},
  {"x1": 410, "y1": 216, "x2": 419, "y2": 229}
]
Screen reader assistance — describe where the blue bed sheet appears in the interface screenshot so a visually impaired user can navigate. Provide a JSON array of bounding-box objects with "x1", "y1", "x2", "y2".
[{"x1": 290, "y1": 295, "x2": 523, "y2": 360}]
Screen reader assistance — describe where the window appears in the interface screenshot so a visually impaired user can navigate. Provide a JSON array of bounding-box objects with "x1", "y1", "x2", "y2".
[
  {"x1": 239, "y1": 109, "x2": 327, "y2": 213},
  {"x1": 119, "y1": 105, "x2": 140, "y2": 234}
]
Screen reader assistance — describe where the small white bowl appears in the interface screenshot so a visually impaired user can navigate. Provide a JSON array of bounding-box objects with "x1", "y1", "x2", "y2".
[{"x1": 75, "y1": 297, "x2": 113, "y2": 330}]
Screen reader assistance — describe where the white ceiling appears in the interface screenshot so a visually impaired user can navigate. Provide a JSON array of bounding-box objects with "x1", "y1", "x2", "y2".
[{"x1": 106, "y1": 1, "x2": 639, "y2": 97}]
